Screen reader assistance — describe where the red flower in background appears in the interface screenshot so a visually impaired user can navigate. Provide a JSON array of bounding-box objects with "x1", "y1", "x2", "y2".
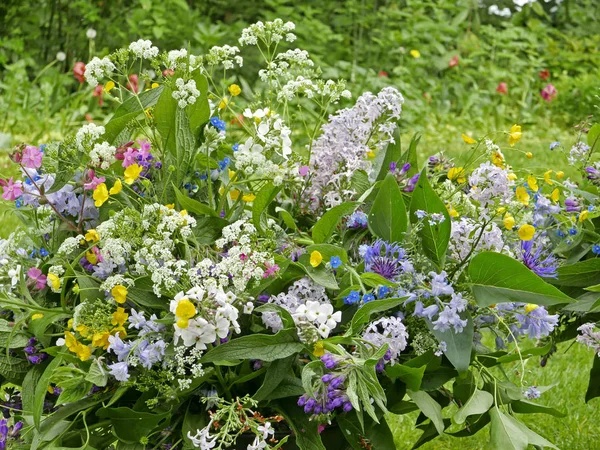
[
  {"x1": 73, "y1": 62, "x2": 86, "y2": 83},
  {"x1": 378, "y1": 71, "x2": 389, "y2": 78},
  {"x1": 92, "y1": 85, "x2": 104, "y2": 106},
  {"x1": 448, "y1": 55, "x2": 459, "y2": 68},
  {"x1": 496, "y1": 82, "x2": 508, "y2": 95},
  {"x1": 539, "y1": 69, "x2": 550, "y2": 80},
  {"x1": 541, "y1": 83, "x2": 557, "y2": 102},
  {"x1": 162, "y1": 69, "x2": 175, "y2": 77},
  {"x1": 126, "y1": 74, "x2": 139, "y2": 93}
]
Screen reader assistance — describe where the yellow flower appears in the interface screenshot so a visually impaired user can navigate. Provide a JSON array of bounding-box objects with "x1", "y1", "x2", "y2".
[
  {"x1": 410, "y1": 49, "x2": 421, "y2": 58},
  {"x1": 503, "y1": 214, "x2": 515, "y2": 230},
  {"x1": 525, "y1": 152, "x2": 533, "y2": 159},
  {"x1": 491, "y1": 151, "x2": 505, "y2": 168},
  {"x1": 48, "y1": 273, "x2": 61, "y2": 291},
  {"x1": 310, "y1": 250, "x2": 323, "y2": 267},
  {"x1": 31, "y1": 313, "x2": 44, "y2": 320},
  {"x1": 228, "y1": 84, "x2": 242, "y2": 96},
  {"x1": 579, "y1": 210, "x2": 589, "y2": 222},
  {"x1": 165, "y1": 203, "x2": 175, "y2": 209},
  {"x1": 112, "y1": 307, "x2": 129, "y2": 327},
  {"x1": 93, "y1": 183, "x2": 109, "y2": 207},
  {"x1": 461, "y1": 133, "x2": 476, "y2": 145},
  {"x1": 448, "y1": 167, "x2": 466, "y2": 184},
  {"x1": 544, "y1": 170, "x2": 553, "y2": 185},
  {"x1": 556, "y1": 171, "x2": 564, "y2": 180},
  {"x1": 229, "y1": 189, "x2": 241, "y2": 200},
  {"x1": 92, "y1": 331, "x2": 111, "y2": 349},
  {"x1": 313, "y1": 341, "x2": 325, "y2": 357},
  {"x1": 518, "y1": 224, "x2": 535, "y2": 241},
  {"x1": 525, "y1": 304, "x2": 538, "y2": 313},
  {"x1": 508, "y1": 124, "x2": 522, "y2": 147},
  {"x1": 111, "y1": 285, "x2": 128, "y2": 304},
  {"x1": 242, "y1": 193, "x2": 256, "y2": 202},
  {"x1": 527, "y1": 175, "x2": 539, "y2": 192},
  {"x1": 219, "y1": 97, "x2": 229, "y2": 109},
  {"x1": 85, "y1": 249, "x2": 98, "y2": 265},
  {"x1": 177, "y1": 318, "x2": 190, "y2": 329},
  {"x1": 67, "y1": 318, "x2": 74, "y2": 329},
  {"x1": 151, "y1": 82, "x2": 159, "y2": 89},
  {"x1": 65, "y1": 331, "x2": 78, "y2": 351},
  {"x1": 447, "y1": 203, "x2": 459, "y2": 218},
  {"x1": 124, "y1": 164, "x2": 143, "y2": 185},
  {"x1": 507, "y1": 173, "x2": 517, "y2": 181},
  {"x1": 109, "y1": 179, "x2": 122, "y2": 195},
  {"x1": 550, "y1": 188, "x2": 560, "y2": 202},
  {"x1": 175, "y1": 298, "x2": 197, "y2": 320},
  {"x1": 111, "y1": 326, "x2": 127, "y2": 339},
  {"x1": 515, "y1": 186, "x2": 530, "y2": 206},
  {"x1": 228, "y1": 169, "x2": 237, "y2": 181},
  {"x1": 104, "y1": 81, "x2": 115, "y2": 93},
  {"x1": 497, "y1": 207, "x2": 506, "y2": 214},
  {"x1": 76, "y1": 324, "x2": 90, "y2": 338},
  {"x1": 180, "y1": 210, "x2": 188, "y2": 217},
  {"x1": 366, "y1": 150, "x2": 376, "y2": 158},
  {"x1": 85, "y1": 229, "x2": 100, "y2": 243},
  {"x1": 75, "y1": 344, "x2": 92, "y2": 361}
]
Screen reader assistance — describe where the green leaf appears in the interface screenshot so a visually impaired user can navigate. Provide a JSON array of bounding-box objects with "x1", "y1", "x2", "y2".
[
  {"x1": 588, "y1": 123, "x2": 600, "y2": 149},
  {"x1": 174, "y1": 107, "x2": 197, "y2": 187},
  {"x1": 0, "y1": 319, "x2": 29, "y2": 348},
  {"x1": 426, "y1": 312, "x2": 473, "y2": 374},
  {"x1": 359, "y1": 272, "x2": 396, "y2": 288},
  {"x1": 187, "y1": 71, "x2": 210, "y2": 138},
  {"x1": 85, "y1": 359, "x2": 108, "y2": 387},
  {"x1": 252, "y1": 183, "x2": 282, "y2": 232},
  {"x1": 154, "y1": 85, "x2": 177, "y2": 153},
  {"x1": 489, "y1": 408, "x2": 528, "y2": 450},
  {"x1": 34, "y1": 356, "x2": 63, "y2": 429},
  {"x1": 295, "y1": 256, "x2": 339, "y2": 290},
  {"x1": 174, "y1": 185, "x2": 218, "y2": 217},
  {"x1": 551, "y1": 259, "x2": 600, "y2": 287},
  {"x1": 407, "y1": 389, "x2": 445, "y2": 435},
  {"x1": 201, "y1": 328, "x2": 304, "y2": 363},
  {"x1": 76, "y1": 275, "x2": 102, "y2": 302},
  {"x1": 96, "y1": 406, "x2": 170, "y2": 444},
  {"x1": 0, "y1": 353, "x2": 32, "y2": 384},
  {"x1": 409, "y1": 169, "x2": 451, "y2": 267},
  {"x1": 193, "y1": 216, "x2": 228, "y2": 244},
  {"x1": 511, "y1": 400, "x2": 565, "y2": 417},
  {"x1": 312, "y1": 202, "x2": 361, "y2": 244},
  {"x1": 306, "y1": 244, "x2": 348, "y2": 264},
  {"x1": 104, "y1": 87, "x2": 164, "y2": 144},
  {"x1": 254, "y1": 356, "x2": 294, "y2": 401},
  {"x1": 399, "y1": 132, "x2": 420, "y2": 177},
  {"x1": 586, "y1": 356, "x2": 600, "y2": 403},
  {"x1": 275, "y1": 399, "x2": 325, "y2": 450},
  {"x1": 182, "y1": 405, "x2": 208, "y2": 449},
  {"x1": 468, "y1": 252, "x2": 574, "y2": 306},
  {"x1": 268, "y1": 375, "x2": 305, "y2": 401},
  {"x1": 385, "y1": 363, "x2": 426, "y2": 391},
  {"x1": 453, "y1": 389, "x2": 493, "y2": 424},
  {"x1": 344, "y1": 297, "x2": 406, "y2": 337},
  {"x1": 368, "y1": 173, "x2": 407, "y2": 243},
  {"x1": 338, "y1": 411, "x2": 396, "y2": 450},
  {"x1": 276, "y1": 207, "x2": 297, "y2": 231},
  {"x1": 375, "y1": 125, "x2": 402, "y2": 181}
]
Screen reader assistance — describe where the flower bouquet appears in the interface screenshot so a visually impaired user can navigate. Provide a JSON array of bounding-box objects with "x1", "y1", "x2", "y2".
[{"x1": 1, "y1": 19, "x2": 599, "y2": 450}]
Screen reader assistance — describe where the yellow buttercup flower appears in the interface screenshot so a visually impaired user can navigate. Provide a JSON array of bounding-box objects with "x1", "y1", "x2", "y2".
[
  {"x1": 515, "y1": 186, "x2": 530, "y2": 206},
  {"x1": 366, "y1": 150, "x2": 376, "y2": 158},
  {"x1": 111, "y1": 285, "x2": 128, "y2": 304},
  {"x1": 65, "y1": 331, "x2": 78, "y2": 351},
  {"x1": 112, "y1": 307, "x2": 129, "y2": 327},
  {"x1": 85, "y1": 249, "x2": 98, "y2": 265},
  {"x1": 579, "y1": 210, "x2": 589, "y2": 222},
  {"x1": 175, "y1": 298, "x2": 197, "y2": 320},
  {"x1": 180, "y1": 210, "x2": 188, "y2": 217},
  {"x1": 313, "y1": 341, "x2": 325, "y2": 357},
  {"x1": 47, "y1": 273, "x2": 61, "y2": 291},
  {"x1": 525, "y1": 152, "x2": 533, "y2": 159},
  {"x1": 310, "y1": 250, "x2": 323, "y2": 267},
  {"x1": 508, "y1": 124, "x2": 522, "y2": 147},
  {"x1": 229, "y1": 189, "x2": 241, "y2": 200},
  {"x1": 165, "y1": 203, "x2": 175, "y2": 209},
  {"x1": 556, "y1": 171, "x2": 564, "y2": 180},
  {"x1": 527, "y1": 175, "x2": 539, "y2": 192},
  {"x1": 93, "y1": 183, "x2": 109, "y2": 207},
  {"x1": 104, "y1": 81, "x2": 115, "y2": 93},
  {"x1": 111, "y1": 326, "x2": 127, "y2": 339},
  {"x1": 544, "y1": 170, "x2": 553, "y2": 185},
  {"x1": 491, "y1": 151, "x2": 505, "y2": 168},
  {"x1": 124, "y1": 164, "x2": 143, "y2": 185},
  {"x1": 503, "y1": 214, "x2": 515, "y2": 230},
  {"x1": 109, "y1": 179, "x2": 122, "y2": 195},
  {"x1": 410, "y1": 49, "x2": 421, "y2": 58},
  {"x1": 85, "y1": 229, "x2": 100, "y2": 243},
  {"x1": 497, "y1": 207, "x2": 506, "y2": 214},
  {"x1": 76, "y1": 324, "x2": 90, "y2": 338},
  {"x1": 550, "y1": 188, "x2": 560, "y2": 202},
  {"x1": 448, "y1": 167, "x2": 466, "y2": 184},
  {"x1": 219, "y1": 97, "x2": 229, "y2": 109},
  {"x1": 151, "y1": 82, "x2": 159, "y2": 89},
  {"x1": 507, "y1": 173, "x2": 517, "y2": 181},
  {"x1": 228, "y1": 169, "x2": 237, "y2": 181},
  {"x1": 518, "y1": 224, "x2": 535, "y2": 241},
  {"x1": 75, "y1": 344, "x2": 92, "y2": 361},
  {"x1": 461, "y1": 134, "x2": 476, "y2": 145},
  {"x1": 228, "y1": 84, "x2": 242, "y2": 96},
  {"x1": 525, "y1": 304, "x2": 538, "y2": 313},
  {"x1": 92, "y1": 331, "x2": 111, "y2": 349},
  {"x1": 447, "y1": 203, "x2": 459, "y2": 218},
  {"x1": 242, "y1": 193, "x2": 256, "y2": 202},
  {"x1": 31, "y1": 313, "x2": 44, "y2": 320}
]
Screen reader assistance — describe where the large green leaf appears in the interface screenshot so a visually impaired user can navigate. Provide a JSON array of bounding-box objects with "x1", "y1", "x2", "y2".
[
  {"x1": 174, "y1": 107, "x2": 196, "y2": 187},
  {"x1": 368, "y1": 173, "x2": 407, "y2": 243},
  {"x1": 154, "y1": 85, "x2": 177, "y2": 153},
  {"x1": 468, "y1": 252, "x2": 574, "y2": 306},
  {"x1": 489, "y1": 408, "x2": 528, "y2": 450},
  {"x1": 252, "y1": 183, "x2": 281, "y2": 232},
  {"x1": 338, "y1": 412, "x2": 396, "y2": 450},
  {"x1": 312, "y1": 202, "x2": 361, "y2": 244},
  {"x1": 385, "y1": 363, "x2": 426, "y2": 391},
  {"x1": 426, "y1": 312, "x2": 473, "y2": 374},
  {"x1": 174, "y1": 185, "x2": 218, "y2": 217},
  {"x1": 409, "y1": 168, "x2": 451, "y2": 267},
  {"x1": 201, "y1": 328, "x2": 304, "y2": 363},
  {"x1": 295, "y1": 255, "x2": 339, "y2": 290},
  {"x1": 96, "y1": 406, "x2": 170, "y2": 444},
  {"x1": 344, "y1": 297, "x2": 406, "y2": 336},
  {"x1": 550, "y1": 259, "x2": 600, "y2": 287},
  {"x1": 253, "y1": 356, "x2": 295, "y2": 401},
  {"x1": 103, "y1": 87, "x2": 164, "y2": 144},
  {"x1": 399, "y1": 132, "x2": 421, "y2": 177},
  {"x1": 586, "y1": 356, "x2": 600, "y2": 403},
  {"x1": 407, "y1": 390, "x2": 445, "y2": 435},
  {"x1": 453, "y1": 389, "x2": 493, "y2": 424},
  {"x1": 33, "y1": 356, "x2": 63, "y2": 429},
  {"x1": 0, "y1": 319, "x2": 29, "y2": 348},
  {"x1": 374, "y1": 125, "x2": 402, "y2": 181},
  {"x1": 511, "y1": 400, "x2": 565, "y2": 417},
  {"x1": 187, "y1": 71, "x2": 210, "y2": 138},
  {"x1": 275, "y1": 399, "x2": 325, "y2": 450}
]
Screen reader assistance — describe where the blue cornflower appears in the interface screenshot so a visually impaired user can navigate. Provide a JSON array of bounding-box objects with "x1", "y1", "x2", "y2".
[
  {"x1": 592, "y1": 244, "x2": 600, "y2": 255},
  {"x1": 39, "y1": 248, "x2": 49, "y2": 257},
  {"x1": 362, "y1": 293, "x2": 375, "y2": 303},
  {"x1": 362, "y1": 239, "x2": 407, "y2": 280},
  {"x1": 344, "y1": 290, "x2": 360, "y2": 305},
  {"x1": 232, "y1": 143, "x2": 239, "y2": 152},
  {"x1": 518, "y1": 239, "x2": 558, "y2": 278},
  {"x1": 40, "y1": 144, "x2": 47, "y2": 152},
  {"x1": 209, "y1": 117, "x2": 226, "y2": 131},
  {"x1": 377, "y1": 285, "x2": 390, "y2": 298},
  {"x1": 330, "y1": 256, "x2": 342, "y2": 269},
  {"x1": 15, "y1": 199, "x2": 22, "y2": 208},
  {"x1": 29, "y1": 250, "x2": 37, "y2": 258},
  {"x1": 24, "y1": 178, "x2": 32, "y2": 186},
  {"x1": 549, "y1": 141, "x2": 560, "y2": 150},
  {"x1": 524, "y1": 386, "x2": 541, "y2": 399}
]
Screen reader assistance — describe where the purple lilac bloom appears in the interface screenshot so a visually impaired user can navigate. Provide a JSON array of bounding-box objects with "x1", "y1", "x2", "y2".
[
  {"x1": 362, "y1": 240, "x2": 407, "y2": 280},
  {"x1": 518, "y1": 239, "x2": 558, "y2": 278},
  {"x1": 524, "y1": 386, "x2": 541, "y2": 399}
]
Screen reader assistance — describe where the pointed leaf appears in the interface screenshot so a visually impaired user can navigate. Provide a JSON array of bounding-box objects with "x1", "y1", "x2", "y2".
[
  {"x1": 407, "y1": 390, "x2": 445, "y2": 435},
  {"x1": 252, "y1": 183, "x2": 281, "y2": 232},
  {"x1": 426, "y1": 311, "x2": 473, "y2": 374},
  {"x1": 368, "y1": 174, "x2": 407, "y2": 243},
  {"x1": 489, "y1": 408, "x2": 528, "y2": 450},
  {"x1": 453, "y1": 389, "x2": 493, "y2": 424},
  {"x1": 312, "y1": 202, "x2": 361, "y2": 244}
]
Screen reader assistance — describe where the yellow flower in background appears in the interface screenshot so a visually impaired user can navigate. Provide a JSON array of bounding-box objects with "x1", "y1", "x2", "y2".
[
  {"x1": 491, "y1": 151, "x2": 505, "y2": 168},
  {"x1": 527, "y1": 175, "x2": 539, "y2": 192},
  {"x1": 93, "y1": 183, "x2": 109, "y2": 207},
  {"x1": 180, "y1": 210, "x2": 188, "y2": 217},
  {"x1": 448, "y1": 167, "x2": 466, "y2": 184},
  {"x1": 151, "y1": 82, "x2": 159, "y2": 89},
  {"x1": 47, "y1": 273, "x2": 61, "y2": 291},
  {"x1": 229, "y1": 189, "x2": 241, "y2": 200},
  {"x1": 515, "y1": 186, "x2": 530, "y2": 206},
  {"x1": 518, "y1": 224, "x2": 535, "y2": 241},
  {"x1": 579, "y1": 210, "x2": 589, "y2": 222},
  {"x1": 503, "y1": 214, "x2": 515, "y2": 230},
  {"x1": 507, "y1": 173, "x2": 517, "y2": 181},
  {"x1": 31, "y1": 313, "x2": 44, "y2": 320},
  {"x1": 228, "y1": 169, "x2": 237, "y2": 181},
  {"x1": 447, "y1": 203, "x2": 459, "y2": 218},
  {"x1": 242, "y1": 193, "x2": 256, "y2": 202},
  {"x1": 525, "y1": 152, "x2": 533, "y2": 159},
  {"x1": 165, "y1": 203, "x2": 175, "y2": 209},
  {"x1": 124, "y1": 164, "x2": 143, "y2": 184},
  {"x1": 525, "y1": 304, "x2": 538, "y2": 313},
  {"x1": 310, "y1": 250, "x2": 323, "y2": 267},
  {"x1": 85, "y1": 229, "x2": 100, "y2": 243},
  {"x1": 410, "y1": 49, "x2": 421, "y2": 58},
  {"x1": 219, "y1": 97, "x2": 229, "y2": 109},
  {"x1": 556, "y1": 171, "x2": 564, "y2": 179},
  {"x1": 65, "y1": 331, "x2": 78, "y2": 351},
  {"x1": 112, "y1": 326, "x2": 127, "y2": 339},
  {"x1": 228, "y1": 84, "x2": 242, "y2": 96},
  {"x1": 76, "y1": 324, "x2": 90, "y2": 338},
  {"x1": 313, "y1": 341, "x2": 325, "y2": 357},
  {"x1": 112, "y1": 307, "x2": 129, "y2": 327},
  {"x1": 551, "y1": 188, "x2": 560, "y2": 202},
  {"x1": 109, "y1": 179, "x2": 122, "y2": 195},
  {"x1": 111, "y1": 285, "x2": 128, "y2": 304},
  {"x1": 461, "y1": 133, "x2": 476, "y2": 144},
  {"x1": 508, "y1": 124, "x2": 522, "y2": 146},
  {"x1": 366, "y1": 149, "x2": 376, "y2": 158},
  {"x1": 104, "y1": 81, "x2": 115, "y2": 93},
  {"x1": 544, "y1": 170, "x2": 553, "y2": 185}
]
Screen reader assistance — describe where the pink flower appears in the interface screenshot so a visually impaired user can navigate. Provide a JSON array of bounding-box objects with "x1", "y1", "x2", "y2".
[
  {"x1": 298, "y1": 165, "x2": 309, "y2": 176},
  {"x1": 262, "y1": 263, "x2": 280, "y2": 279},
  {"x1": 83, "y1": 176, "x2": 106, "y2": 191},
  {"x1": 1, "y1": 177, "x2": 23, "y2": 201},
  {"x1": 22, "y1": 146, "x2": 43, "y2": 169},
  {"x1": 92, "y1": 84, "x2": 104, "y2": 106},
  {"x1": 541, "y1": 83, "x2": 557, "y2": 102},
  {"x1": 496, "y1": 82, "x2": 508, "y2": 95},
  {"x1": 126, "y1": 74, "x2": 139, "y2": 93},
  {"x1": 73, "y1": 62, "x2": 86, "y2": 83},
  {"x1": 448, "y1": 55, "x2": 459, "y2": 68},
  {"x1": 27, "y1": 267, "x2": 47, "y2": 290},
  {"x1": 137, "y1": 139, "x2": 152, "y2": 161},
  {"x1": 122, "y1": 147, "x2": 139, "y2": 167}
]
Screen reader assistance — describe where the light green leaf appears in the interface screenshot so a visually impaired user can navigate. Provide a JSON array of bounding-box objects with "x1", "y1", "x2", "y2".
[
  {"x1": 407, "y1": 389, "x2": 445, "y2": 435},
  {"x1": 453, "y1": 389, "x2": 493, "y2": 424},
  {"x1": 312, "y1": 202, "x2": 361, "y2": 244},
  {"x1": 385, "y1": 364, "x2": 426, "y2": 391},
  {"x1": 173, "y1": 185, "x2": 218, "y2": 217},
  {"x1": 344, "y1": 297, "x2": 406, "y2": 337},
  {"x1": 489, "y1": 408, "x2": 528, "y2": 450},
  {"x1": 368, "y1": 173, "x2": 407, "y2": 243},
  {"x1": 252, "y1": 183, "x2": 282, "y2": 232},
  {"x1": 426, "y1": 312, "x2": 473, "y2": 374}
]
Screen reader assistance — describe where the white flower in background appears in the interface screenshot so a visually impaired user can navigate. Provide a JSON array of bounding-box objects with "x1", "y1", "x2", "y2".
[
  {"x1": 239, "y1": 19, "x2": 296, "y2": 46},
  {"x1": 86, "y1": 28, "x2": 97, "y2": 39},
  {"x1": 84, "y1": 56, "x2": 115, "y2": 87},
  {"x1": 89, "y1": 142, "x2": 117, "y2": 169},
  {"x1": 187, "y1": 424, "x2": 217, "y2": 449},
  {"x1": 205, "y1": 45, "x2": 243, "y2": 69},
  {"x1": 56, "y1": 51, "x2": 66, "y2": 61},
  {"x1": 129, "y1": 39, "x2": 159, "y2": 59},
  {"x1": 172, "y1": 78, "x2": 200, "y2": 109},
  {"x1": 75, "y1": 123, "x2": 105, "y2": 150},
  {"x1": 468, "y1": 162, "x2": 514, "y2": 216}
]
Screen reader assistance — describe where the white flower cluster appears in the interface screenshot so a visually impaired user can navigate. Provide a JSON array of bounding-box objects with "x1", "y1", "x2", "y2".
[
  {"x1": 568, "y1": 141, "x2": 591, "y2": 165},
  {"x1": 100, "y1": 274, "x2": 135, "y2": 293},
  {"x1": 468, "y1": 162, "x2": 515, "y2": 216},
  {"x1": 75, "y1": 123, "x2": 105, "y2": 151},
  {"x1": 89, "y1": 142, "x2": 117, "y2": 169},
  {"x1": 448, "y1": 218, "x2": 507, "y2": 261},
  {"x1": 84, "y1": 56, "x2": 115, "y2": 87},
  {"x1": 205, "y1": 45, "x2": 243, "y2": 69},
  {"x1": 129, "y1": 39, "x2": 159, "y2": 59},
  {"x1": 57, "y1": 235, "x2": 84, "y2": 256},
  {"x1": 258, "y1": 49, "x2": 316, "y2": 81},
  {"x1": 278, "y1": 76, "x2": 351, "y2": 103},
  {"x1": 362, "y1": 316, "x2": 408, "y2": 364},
  {"x1": 172, "y1": 78, "x2": 200, "y2": 109},
  {"x1": 306, "y1": 87, "x2": 404, "y2": 212},
  {"x1": 239, "y1": 19, "x2": 296, "y2": 46}
]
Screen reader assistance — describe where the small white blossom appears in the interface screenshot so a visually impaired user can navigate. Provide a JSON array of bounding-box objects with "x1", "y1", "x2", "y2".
[{"x1": 129, "y1": 39, "x2": 159, "y2": 59}]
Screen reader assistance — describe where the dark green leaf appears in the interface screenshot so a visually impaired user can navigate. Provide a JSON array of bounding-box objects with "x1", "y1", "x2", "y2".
[
  {"x1": 586, "y1": 356, "x2": 600, "y2": 403},
  {"x1": 312, "y1": 202, "x2": 361, "y2": 244},
  {"x1": 96, "y1": 406, "x2": 170, "y2": 444},
  {"x1": 344, "y1": 297, "x2": 406, "y2": 337},
  {"x1": 254, "y1": 356, "x2": 294, "y2": 401},
  {"x1": 174, "y1": 185, "x2": 218, "y2": 217},
  {"x1": 375, "y1": 126, "x2": 402, "y2": 181},
  {"x1": 385, "y1": 363, "x2": 426, "y2": 391},
  {"x1": 489, "y1": 408, "x2": 528, "y2": 450},
  {"x1": 338, "y1": 411, "x2": 396, "y2": 450},
  {"x1": 252, "y1": 183, "x2": 282, "y2": 232},
  {"x1": 34, "y1": 356, "x2": 63, "y2": 429},
  {"x1": 551, "y1": 259, "x2": 600, "y2": 288},
  {"x1": 511, "y1": 400, "x2": 565, "y2": 417},
  {"x1": 407, "y1": 389, "x2": 445, "y2": 435},
  {"x1": 368, "y1": 173, "x2": 407, "y2": 243},
  {"x1": 453, "y1": 389, "x2": 493, "y2": 424},
  {"x1": 275, "y1": 399, "x2": 325, "y2": 450}
]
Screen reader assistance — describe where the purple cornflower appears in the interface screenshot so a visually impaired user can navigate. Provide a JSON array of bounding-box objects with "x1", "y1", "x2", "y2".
[
  {"x1": 518, "y1": 239, "x2": 558, "y2": 278},
  {"x1": 362, "y1": 240, "x2": 407, "y2": 280}
]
